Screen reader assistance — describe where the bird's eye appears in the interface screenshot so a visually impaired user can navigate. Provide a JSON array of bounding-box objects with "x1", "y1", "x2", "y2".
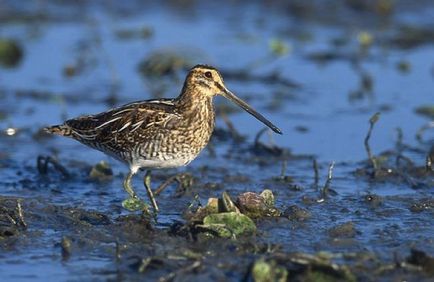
[{"x1": 204, "y1": 71, "x2": 212, "y2": 78}]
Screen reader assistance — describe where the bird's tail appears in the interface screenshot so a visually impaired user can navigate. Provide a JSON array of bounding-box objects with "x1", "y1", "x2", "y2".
[{"x1": 44, "y1": 124, "x2": 73, "y2": 137}]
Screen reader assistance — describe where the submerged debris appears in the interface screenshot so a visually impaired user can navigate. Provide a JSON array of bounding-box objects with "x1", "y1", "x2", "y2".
[
  {"x1": 0, "y1": 39, "x2": 23, "y2": 67},
  {"x1": 251, "y1": 258, "x2": 288, "y2": 282},
  {"x1": 328, "y1": 222, "x2": 358, "y2": 238},
  {"x1": 389, "y1": 25, "x2": 434, "y2": 49},
  {"x1": 271, "y1": 252, "x2": 356, "y2": 282},
  {"x1": 416, "y1": 122, "x2": 434, "y2": 143},
  {"x1": 269, "y1": 38, "x2": 291, "y2": 56},
  {"x1": 115, "y1": 26, "x2": 153, "y2": 40},
  {"x1": 396, "y1": 60, "x2": 411, "y2": 73},
  {"x1": 415, "y1": 105, "x2": 434, "y2": 119},
  {"x1": 357, "y1": 31, "x2": 374, "y2": 49},
  {"x1": 37, "y1": 155, "x2": 70, "y2": 179},
  {"x1": 89, "y1": 161, "x2": 113, "y2": 182},
  {"x1": 283, "y1": 205, "x2": 311, "y2": 221},
  {"x1": 409, "y1": 199, "x2": 434, "y2": 213},
  {"x1": 0, "y1": 199, "x2": 27, "y2": 240},
  {"x1": 364, "y1": 194, "x2": 383, "y2": 208},
  {"x1": 138, "y1": 51, "x2": 192, "y2": 77},
  {"x1": 253, "y1": 128, "x2": 289, "y2": 157},
  {"x1": 406, "y1": 249, "x2": 434, "y2": 275},
  {"x1": 313, "y1": 158, "x2": 319, "y2": 188},
  {"x1": 60, "y1": 236, "x2": 72, "y2": 261},
  {"x1": 221, "y1": 68, "x2": 299, "y2": 88},
  {"x1": 427, "y1": 146, "x2": 433, "y2": 172},
  {"x1": 154, "y1": 173, "x2": 194, "y2": 197}
]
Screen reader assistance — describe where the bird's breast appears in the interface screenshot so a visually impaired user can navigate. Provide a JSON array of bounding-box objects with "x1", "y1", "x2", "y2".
[{"x1": 129, "y1": 98, "x2": 215, "y2": 171}]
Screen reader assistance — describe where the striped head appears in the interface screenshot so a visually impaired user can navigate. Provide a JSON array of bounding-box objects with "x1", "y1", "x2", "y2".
[
  {"x1": 183, "y1": 65, "x2": 282, "y2": 134},
  {"x1": 185, "y1": 65, "x2": 226, "y2": 98}
]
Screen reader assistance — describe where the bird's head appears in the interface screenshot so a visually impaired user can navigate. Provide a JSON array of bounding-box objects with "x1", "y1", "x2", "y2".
[{"x1": 185, "y1": 64, "x2": 282, "y2": 135}]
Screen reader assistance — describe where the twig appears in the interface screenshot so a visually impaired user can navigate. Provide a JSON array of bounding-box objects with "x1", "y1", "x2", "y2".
[
  {"x1": 324, "y1": 161, "x2": 335, "y2": 193},
  {"x1": 253, "y1": 128, "x2": 285, "y2": 156},
  {"x1": 364, "y1": 112, "x2": 381, "y2": 177},
  {"x1": 0, "y1": 206, "x2": 17, "y2": 225},
  {"x1": 16, "y1": 200, "x2": 27, "y2": 228},
  {"x1": 395, "y1": 127, "x2": 403, "y2": 153},
  {"x1": 394, "y1": 127, "x2": 414, "y2": 169},
  {"x1": 416, "y1": 121, "x2": 434, "y2": 143},
  {"x1": 220, "y1": 111, "x2": 244, "y2": 142},
  {"x1": 187, "y1": 194, "x2": 201, "y2": 210},
  {"x1": 154, "y1": 173, "x2": 192, "y2": 196},
  {"x1": 154, "y1": 175, "x2": 178, "y2": 196},
  {"x1": 396, "y1": 170, "x2": 422, "y2": 189},
  {"x1": 280, "y1": 160, "x2": 287, "y2": 178},
  {"x1": 158, "y1": 260, "x2": 201, "y2": 282},
  {"x1": 61, "y1": 236, "x2": 72, "y2": 261},
  {"x1": 318, "y1": 161, "x2": 335, "y2": 202},
  {"x1": 138, "y1": 257, "x2": 152, "y2": 273},
  {"x1": 426, "y1": 154, "x2": 433, "y2": 172},
  {"x1": 37, "y1": 155, "x2": 70, "y2": 178},
  {"x1": 115, "y1": 240, "x2": 121, "y2": 262},
  {"x1": 254, "y1": 128, "x2": 268, "y2": 146},
  {"x1": 313, "y1": 159, "x2": 319, "y2": 189},
  {"x1": 396, "y1": 155, "x2": 414, "y2": 169}
]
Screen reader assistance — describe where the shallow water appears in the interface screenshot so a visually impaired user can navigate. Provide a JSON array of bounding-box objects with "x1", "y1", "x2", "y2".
[{"x1": 0, "y1": 1, "x2": 433, "y2": 281}]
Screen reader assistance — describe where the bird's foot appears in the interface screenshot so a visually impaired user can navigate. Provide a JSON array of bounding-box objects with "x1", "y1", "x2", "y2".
[{"x1": 122, "y1": 197, "x2": 149, "y2": 213}]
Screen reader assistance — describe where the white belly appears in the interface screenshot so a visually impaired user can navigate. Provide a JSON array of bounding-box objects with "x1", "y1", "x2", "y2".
[{"x1": 129, "y1": 157, "x2": 192, "y2": 174}]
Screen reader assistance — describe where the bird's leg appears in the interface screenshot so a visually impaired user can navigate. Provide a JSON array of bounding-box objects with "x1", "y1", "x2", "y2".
[
  {"x1": 144, "y1": 170, "x2": 159, "y2": 213},
  {"x1": 123, "y1": 171, "x2": 137, "y2": 198}
]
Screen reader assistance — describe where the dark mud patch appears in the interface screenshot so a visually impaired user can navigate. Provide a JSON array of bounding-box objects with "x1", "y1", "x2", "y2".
[{"x1": 2, "y1": 184, "x2": 434, "y2": 281}]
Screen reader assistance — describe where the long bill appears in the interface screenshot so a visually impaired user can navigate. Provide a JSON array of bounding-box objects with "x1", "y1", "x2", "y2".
[{"x1": 221, "y1": 88, "x2": 282, "y2": 135}]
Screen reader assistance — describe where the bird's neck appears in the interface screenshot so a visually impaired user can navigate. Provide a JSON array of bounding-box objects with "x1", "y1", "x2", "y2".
[
  {"x1": 176, "y1": 85, "x2": 212, "y2": 112},
  {"x1": 176, "y1": 84, "x2": 215, "y2": 128}
]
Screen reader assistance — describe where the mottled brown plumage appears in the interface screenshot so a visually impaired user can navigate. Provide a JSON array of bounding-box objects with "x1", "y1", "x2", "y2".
[{"x1": 44, "y1": 65, "x2": 282, "y2": 213}]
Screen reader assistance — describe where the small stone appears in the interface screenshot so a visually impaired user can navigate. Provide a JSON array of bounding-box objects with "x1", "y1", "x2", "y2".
[
  {"x1": 328, "y1": 222, "x2": 358, "y2": 238},
  {"x1": 364, "y1": 194, "x2": 382, "y2": 207},
  {"x1": 236, "y1": 191, "x2": 281, "y2": 219},
  {"x1": 283, "y1": 205, "x2": 311, "y2": 221}
]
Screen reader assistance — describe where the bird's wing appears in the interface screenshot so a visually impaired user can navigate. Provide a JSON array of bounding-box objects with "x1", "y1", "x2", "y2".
[{"x1": 65, "y1": 99, "x2": 181, "y2": 142}]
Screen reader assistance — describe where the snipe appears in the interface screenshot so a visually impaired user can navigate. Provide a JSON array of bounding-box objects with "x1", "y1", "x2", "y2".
[{"x1": 44, "y1": 65, "x2": 282, "y2": 213}]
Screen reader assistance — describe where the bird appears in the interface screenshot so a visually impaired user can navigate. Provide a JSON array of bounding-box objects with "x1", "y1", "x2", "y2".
[{"x1": 44, "y1": 64, "x2": 282, "y2": 213}]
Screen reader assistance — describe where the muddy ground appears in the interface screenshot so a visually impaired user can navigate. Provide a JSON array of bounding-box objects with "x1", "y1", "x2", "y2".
[{"x1": 0, "y1": 1, "x2": 433, "y2": 281}]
